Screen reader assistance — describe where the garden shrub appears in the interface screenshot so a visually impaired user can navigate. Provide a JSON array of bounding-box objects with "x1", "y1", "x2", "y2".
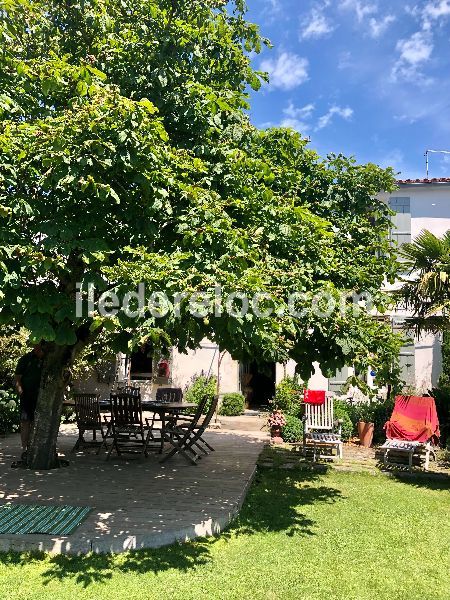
[
  {"x1": 431, "y1": 330, "x2": 450, "y2": 447},
  {"x1": 0, "y1": 389, "x2": 20, "y2": 435},
  {"x1": 219, "y1": 393, "x2": 245, "y2": 416},
  {"x1": 333, "y1": 399, "x2": 355, "y2": 441},
  {"x1": 350, "y1": 398, "x2": 395, "y2": 443},
  {"x1": 184, "y1": 374, "x2": 217, "y2": 412},
  {"x1": 371, "y1": 397, "x2": 395, "y2": 443},
  {"x1": 273, "y1": 376, "x2": 303, "y2": 417},
  {"x1": 281, "y1": 415, "x2": 303, "y2": 443}
]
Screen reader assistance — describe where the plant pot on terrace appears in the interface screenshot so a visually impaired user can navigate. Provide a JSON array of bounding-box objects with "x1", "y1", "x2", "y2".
[
  {"x1": 267, "y1": 409, "x2": 286, "y2": 444},
  {"x1": 357, "y1": 421, "x2": 374, "y2": 447}
]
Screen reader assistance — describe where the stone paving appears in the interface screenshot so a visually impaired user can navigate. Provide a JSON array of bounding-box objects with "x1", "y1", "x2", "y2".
[{"x1": 0, "y1": 417, "x2": 267, "y2": 555}]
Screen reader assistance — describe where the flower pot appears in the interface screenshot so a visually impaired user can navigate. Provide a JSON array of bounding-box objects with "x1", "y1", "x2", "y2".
[
  {"x1": 270, "y1": 425, "x2": 283, "y2": 444},
  {"x1": 358, "y1": 421, "x2": 374, "y2": 447}
]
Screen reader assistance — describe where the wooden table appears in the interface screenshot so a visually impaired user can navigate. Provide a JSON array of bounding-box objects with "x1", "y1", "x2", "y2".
[
  {"x1": 145, "y1": 402, "x2": 197, "y2": 453},
  {"x1": 63, "y1": 398, "x2": 197, "y2": 454}
]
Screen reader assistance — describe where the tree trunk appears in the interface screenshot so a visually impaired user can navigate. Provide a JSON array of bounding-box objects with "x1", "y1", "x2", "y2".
[{"x1": 28, "y1": 345, "x2": 74, "y2": 470}]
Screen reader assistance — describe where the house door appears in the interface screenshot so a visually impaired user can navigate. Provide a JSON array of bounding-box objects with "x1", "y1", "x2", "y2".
[{"x1": 240, "y1": 362, "x2": 276, "y2": 409}]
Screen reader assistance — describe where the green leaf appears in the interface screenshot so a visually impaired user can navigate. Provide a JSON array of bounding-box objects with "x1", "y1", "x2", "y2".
[{"x1": 55, "y1": 324, "x2": 78, "y2": 345}]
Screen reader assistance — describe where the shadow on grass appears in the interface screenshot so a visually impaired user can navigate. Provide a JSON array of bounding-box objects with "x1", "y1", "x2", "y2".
[
  {"x1": 0, "y1": 466, "x2": 343, "y2": 586},
  {"x1": 388, "y1": 471, "x2": 450, "y2": 490},
  {"x1": 229, "y1": 466, "x2": 343, "y2": 538},
  {"x1": 0, "y1": 541, "x2": 213, "y2": 588}
]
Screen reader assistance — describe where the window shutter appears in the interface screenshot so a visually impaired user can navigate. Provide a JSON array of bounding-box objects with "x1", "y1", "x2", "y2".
[
  {"x1": 329, "y1": 366, "x2": 350, "y2": 393},
  {"x1": 389, "y1": 197, "x2": 411, "y2": 250},
  {"x1": 393, "y1": 320, "x2": 415, "y2": 388}
]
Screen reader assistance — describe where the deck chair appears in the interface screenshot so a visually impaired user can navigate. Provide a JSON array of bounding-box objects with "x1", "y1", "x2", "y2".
[
  {"x1": 71, "y1": 394, "x2": 107, "y2": 454},
  {"x1": 381, "y1": 395, "x2": 439, "y2": 471},
  {"x1": 161, "y1": 395, "x2": 219, "y2": 465},
  {"x1": 302, "y1": 392, "x2": 343, "y2": 460},
  {"x1": 106, "y1": 392, "x2": 150, "y2": 459}
]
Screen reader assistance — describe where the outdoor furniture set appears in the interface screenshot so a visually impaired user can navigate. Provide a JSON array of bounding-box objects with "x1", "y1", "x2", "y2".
[
  {"x1": 70, "y1": 386, "x2": 218, "y2": 465},
  {"x1": 301, "y1": 390, "x2": 440, "y2": 470}
]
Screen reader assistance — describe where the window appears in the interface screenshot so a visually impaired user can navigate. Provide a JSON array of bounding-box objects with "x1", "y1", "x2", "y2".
[
  {"x1": 129, "y1": 344, "x2": 153, "y2": 380},
  {"x1": 389, "y1": 197, "x2": 411, "y2": 249}
]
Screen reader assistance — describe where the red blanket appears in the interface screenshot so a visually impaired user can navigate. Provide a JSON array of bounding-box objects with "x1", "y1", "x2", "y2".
[
  {"x1": 303, "y1": 390, "x2": 326, "y2": 405},
  {"x1": 384, "y1": 395, "x2": 440, "y2": 444}
]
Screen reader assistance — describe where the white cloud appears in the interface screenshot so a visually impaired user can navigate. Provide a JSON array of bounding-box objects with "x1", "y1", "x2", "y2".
[
  {"x1": 379, "y1": 149, "x2": 405, "y2": 172},
  {"x1": 391, "y1": 31, "x2": 434, "y2": 82},
  {"x1": 280, "y1": 102, "x2": 315, "y2": 132},
  {"x1": 396, "y1": 32, "x2": 433, "y2": 65},
  {"x1": 260, "y1": 52, "x2": 309, "y2": 90},
  {"x1": 368, "y1": 14, "x2": 396, "y2": 38},
  {"x1": 340, "y1": 0, "x2": 377, "y2": 22},
  {"x1": 337, "y1": 50, "x2": 353, "y2": 70},
  {"x1": 421, "y1": 0, "x2": 450, "y2": 29},
  {"x1": 424, "y1": 0, "x2": 450, "y2": 19},
  {"x1": 284, "y1": 101, "x2": 315, "y2": 119},
  {"x1": 316, "y1": 105, "x2": 354, "y2": 130},
  {"x1": 300, "y1": 8, "x2": 335, "y2": 39},
  {"x1": 262, "y1": 0, "x2": 282, "y2": 21}
]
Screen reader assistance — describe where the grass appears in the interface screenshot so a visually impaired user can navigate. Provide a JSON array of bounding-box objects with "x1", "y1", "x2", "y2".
[{"x1": 0, "y1": 467, "x2": 449, "y2": 600}]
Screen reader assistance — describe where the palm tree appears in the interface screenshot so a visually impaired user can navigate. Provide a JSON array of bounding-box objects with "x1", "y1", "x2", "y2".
[
  {"x1": 400, "y1": 230, "x2": 450, "y2": 446},
  {"x1": 399, "y1": 229, "x2": 450, "y2": 333}
]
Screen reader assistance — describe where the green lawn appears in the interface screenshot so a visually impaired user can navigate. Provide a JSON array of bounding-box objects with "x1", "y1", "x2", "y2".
[{"x1": 1, "y1": 467, "x2": 449, "y2": 600}]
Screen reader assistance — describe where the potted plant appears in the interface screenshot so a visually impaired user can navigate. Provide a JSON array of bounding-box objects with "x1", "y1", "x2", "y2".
[
  {"x1": 355, "y1": 403, "x2": 375, "y2": 447},
  {"x1": 267, "y1": 409, "x2": 286, "y2": 444}
]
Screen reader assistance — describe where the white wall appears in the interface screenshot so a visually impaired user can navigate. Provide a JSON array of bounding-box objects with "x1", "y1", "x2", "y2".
[
  {"x1": 171, "y1": 340, "x2": 239, "y2": 395},
  {"x1": 415, "y1": 332, "x2": 442, "y2": 392},
  {"x1": 379, "y1": 184, "x2": 450, "y2": 392}
]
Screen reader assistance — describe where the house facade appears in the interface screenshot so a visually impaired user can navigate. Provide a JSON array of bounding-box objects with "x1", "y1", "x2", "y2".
[{"x1": 76, "y1": 178, "x2": 450, "y2": 406}]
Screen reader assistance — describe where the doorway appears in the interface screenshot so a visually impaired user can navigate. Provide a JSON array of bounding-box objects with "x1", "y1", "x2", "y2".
[{"x1": 240, "y1": 362, "x2": 276, "y2": 409}]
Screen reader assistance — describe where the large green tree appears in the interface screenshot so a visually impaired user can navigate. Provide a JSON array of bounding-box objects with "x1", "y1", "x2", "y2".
[{"x1": 1, "y1": 0, "x2": 400, "y2": 469}]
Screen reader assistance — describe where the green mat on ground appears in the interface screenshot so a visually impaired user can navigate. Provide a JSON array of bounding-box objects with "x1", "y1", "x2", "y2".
[{"x1": 0, "y1": 504, "x2": 91, "y2": 535}]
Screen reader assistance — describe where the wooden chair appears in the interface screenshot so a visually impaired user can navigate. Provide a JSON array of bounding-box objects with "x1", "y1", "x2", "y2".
[
  {"x1": 171, "y1": 395, "x2": 214, "y2": 454},
  {"x1": 302, "y1": 393, "x2": 343, "y2": 460},
  {"x1": 116, "y1": 384, "x2": 141, "y2": 396},
  {"x1": 106, "y1": 392, "x2": 150, "y2": 459},
  {"x1": 161, "y1": 395, "x2": 219, "y2": 465},
  {"x1": 145, "y1": 393, "x2": 207, "y2": 454},
  {"x1": 146, "y1": 387, "x2": 184, "y2": 446},
  {"x1": 155, "y1": 387, "x2": 183, "y2": 403},
  {"x1": 71, "y1": 394, "x2": 106, "y2": 454}
]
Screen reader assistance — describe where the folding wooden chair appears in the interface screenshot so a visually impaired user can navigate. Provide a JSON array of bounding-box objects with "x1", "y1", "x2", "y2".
[
  {"x1": 71, "y1": 393, "x2": 107, "y2": 454},
  {"x1": 171, "y1": 395, "x2": 214, "y2": 452},
  {"x1": 106, "y1": 392, "x2": 150, "y2": 459},
  {"x1": 161, "y1": 395, "x2": 219, "y2": 465}
]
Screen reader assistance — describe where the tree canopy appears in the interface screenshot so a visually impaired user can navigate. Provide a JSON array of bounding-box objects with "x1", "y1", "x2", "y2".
[{"x1": 0, "y1": 0, "x2": 402, "y2": 467}]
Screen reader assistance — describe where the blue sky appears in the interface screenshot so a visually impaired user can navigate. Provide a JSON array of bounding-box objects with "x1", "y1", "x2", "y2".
[{"x1": 245, "y1": 0, "x2": 450, "y2": 179}]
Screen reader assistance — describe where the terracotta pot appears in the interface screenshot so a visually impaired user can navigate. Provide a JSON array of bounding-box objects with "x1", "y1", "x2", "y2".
[
  {"x1": 270, "y1": 425, "x2": 283, "y2": 444},
  {"x1": 358, "y1": 421, "x2": 374, "y2": 447}
]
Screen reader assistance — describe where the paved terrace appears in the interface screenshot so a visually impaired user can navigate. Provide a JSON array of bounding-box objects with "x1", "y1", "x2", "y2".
[{"x1": 0, "y1": 416, "x2": 267, "y2": 554}]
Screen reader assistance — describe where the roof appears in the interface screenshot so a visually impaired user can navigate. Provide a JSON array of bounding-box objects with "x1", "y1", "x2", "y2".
[{"x1": 396, "y1": 177, "x2": 450, "y2": 185}]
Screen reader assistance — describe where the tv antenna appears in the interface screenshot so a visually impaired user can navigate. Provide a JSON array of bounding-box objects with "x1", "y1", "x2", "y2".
[{"x1": 424, "y1": 149, "x2": 450, "y2": 178}]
